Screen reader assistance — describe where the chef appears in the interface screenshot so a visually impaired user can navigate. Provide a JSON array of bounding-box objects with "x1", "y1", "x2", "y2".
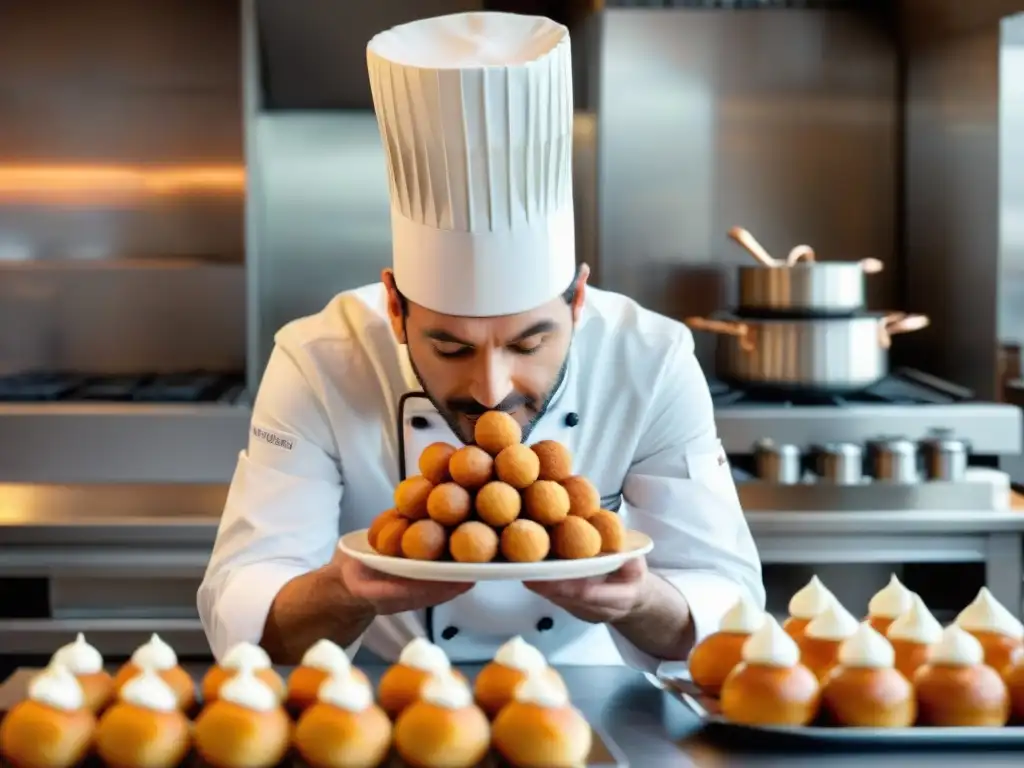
[{"x1": 198, "y1": 11, "x2": 763, "y2": 670}]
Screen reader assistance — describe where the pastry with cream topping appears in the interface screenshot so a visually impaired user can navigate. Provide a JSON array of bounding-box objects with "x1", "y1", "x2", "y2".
[
  {"x1": 820, "y1": 623, "x2": 915, "y2": 727},
  {"x1": 287, "y1": 638, "x2": 370, "y2": 713},
  {"x1": 914, "y1": 624, "x2": 1010, "y2": 727},
  {"x1": 886, "y1": 594, "x2": 943, "y2": 680},
  {"x1": 202, "y1": 641, "x2": 285, "y2": 705},
  {"x1": 49, "y1": 632, "x2": 114, "y2": 714},
  {"x1": 193, "y1": 667, "x2": 291, "y2": 768},
  {"x1": 294, "y1": 672, "x2": 392, "y2": 768},
  {"x1": 784, "y1": 576, "x2": 835, "y2": 642},
  {"x1": 955, "y1": 586, "x2": 1024, "y2": 673},
  {"x1": 378, "y1": 637, "x2": 464, "y2": 718},
  {"x1": 95, "y1": 669, "x2": 191, "y2": 768},
  {"x1": 866, "y1": 574, "x2": 915, "y2": 636},
  {"x1": 798, "y1": 602, "x2": 861, "y2": 681},
  {"x1": 0, "y1": 664, "x2": 96, "y2": 768},
  {"x1": 688, "y1": 593, "x2": 765, "y2": 696},
  {"x1": 112, "y1": 634, "x2": 195, "y2": 711},
  {"x1": 492, "y1": 669, "x2": 592, "y2": 768},
  {"x1": 720, "y1": 615, "x2": 820, "y2": 727},
  {"x1": 473, "y1": 636, "x2": 566, "y2": 718},
  {"x1": 393, "y1": 671, "x2": 491, "y2": 768}
]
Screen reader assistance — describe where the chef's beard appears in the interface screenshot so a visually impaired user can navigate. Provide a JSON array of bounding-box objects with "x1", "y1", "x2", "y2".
[{"x1": 405, "y1": 348, "x2": 571, "y2": 446}]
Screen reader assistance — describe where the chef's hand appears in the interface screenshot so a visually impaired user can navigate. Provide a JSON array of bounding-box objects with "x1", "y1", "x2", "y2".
[
  {"x1": 334, "y1": 550, "x2": 472, "y2": 616},
  {"x1": 523, "y1": 556, "x2": 650, "y2": 624}
]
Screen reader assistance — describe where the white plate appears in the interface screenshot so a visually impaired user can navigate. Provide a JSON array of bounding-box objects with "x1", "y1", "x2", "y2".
[{"x1": 338, "y1": 529, "x2": 654, "y2": 582}]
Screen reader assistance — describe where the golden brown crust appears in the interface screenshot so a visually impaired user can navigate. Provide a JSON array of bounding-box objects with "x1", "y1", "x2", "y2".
[
  {"x1": 492, "y1": 701, "x2": 592, "y2": 768},
  {"x1": 193, "y1": 700, "x2": 291, "y2": 768},
  {"x1": 720, "y1": 662, "x2": 821, "y2": 727},
  {"x1": 587, "y1": 511, "x2": 625, "y2": 554},
  {"x1": 372, "y1": 518, "x2": 409, "y2": 556},
  {"x1": 820, "y1": 667, "x2": 915, "y2": 727},
  {"x1": 531, "y1": 441, "x2": 572, "y2": 482},
  {"x1": 522, "y1": 481, "x2": 570, "y2": 526},
  {"x1": 294, "y1": 702, "x2": 392, "y2": 768},
  {"x1": 474, "y1": 411, "x2": 522, "y2": 456},
  {"x1": 473, "y1": 663, "x2": 566, "y2": 720},
  {"x1": 393, "y1": 701, "x2": 491, "y2": 768},
  {"x1": 888, "y1": 638, "x2": 931, "y2": 682},
  {"x1": 401, "y1": 519, "x2": 449, "y2": 561},
  {"x1": 797, "y1": 635, "x2": 843, "y2": 682},
  {"x1": 474, "y1": 482, "x2": 522, "y2": 527},
  {"x1": 866, "y1": 615, "x2": 896, "y2": 637},
  {"x1": 966, "y1": 629, "x2": 1024, "y2": 675},
  {"x1": 426, "y1": 483, "x2": 472, "y2": 527},
  {"x1": 76, "y1": 670, "x2": 115, "y2": 714},
  {"x1": 688, "y1": 631, "x2": 749, "y2": 697},
  {"x1": 378, "y1": 665, "x2": 430, "y2": 719},
  {"x1": 395, "y1": 476, "x2": 434, "y2": 521},
  {"x1": 449, "y1": 446, "x2": 494, "y2": 489},
  {"x1": 782, "y1": 616, "x2": 811, "y2": 642},
  {"x1": 449, "y1": 521, "x2": 499, "y2": 564},
  {"x1": 419, "y1": 443, "x2": 457, "y2": 485},
  {"x1": 494, "y1": 444, "x2": 540, "y2": 489},
  {"x1": 500, "y1": 520, "x2": 551, "y2": 563},
  {"x1": 95, "y1": 702, "x2": 191, "y2": 768},
  {"x1": 561, "y1": 476, "x2": 599, "y2": 519},
  {"x1": 914, "y1": 663, "x2": 1010, "y2": 727},
  {"x1": 201, "y1": 667, "x2": 285, "y2": 705},
  {"x1": 113, "y1": 663, "x2": 195, "y2": 713},
  {"x1": 368, "y1": 509, "x2": 401, "y2": 550},
  {"x1": 0, "y1": 699, "x2": 96, "y2": 768},
  {"x1": 286, "y1": 666, "x2": 370, "y2": 714},
  {"x1": 551, "y1": 517, "x2": 601, "y2": 560}
]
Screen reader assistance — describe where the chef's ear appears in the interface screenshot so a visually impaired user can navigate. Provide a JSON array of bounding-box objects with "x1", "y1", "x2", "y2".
[
  {"x1": 571, "y1": 263, "x2": 590, "y2": 324},
  {"x1": 381, "y1": 269, "x2": 407, "y2": 344}
]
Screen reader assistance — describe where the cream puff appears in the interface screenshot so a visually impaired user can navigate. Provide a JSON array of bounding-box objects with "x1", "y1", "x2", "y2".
[
  {"x1": 49, "y1": 632, "x2": 114, "y2": 714},
  {"x1": 886, "y1": 594, "x2": 943, "y2": 680},
  {"x1": 0, "y1": 664, "x2": 96, "y2": 768},
  {"x1": 393, "y1": 671, "x2": 491, "y2": 768},
  {"x1": 688, "y1": 593, "x2": 766, "y2": 696},
  {"x1": 294, "y1": 672, "x2": 392, "y2": 768},
  {"x1": 95, "y1": 668, "x2": 191, "y2": 768},
  {"x1": 474, "y1": 636, "x2": 566, "y2": 719},
  {"x1": 914, "y1": 624, "x2": 1010, "y2": 727},
  {"x1": 955, "y1": 587, "x2": 1024, "y2": 673},
  {"x1": 799, "y1": 602, "x2": 860, "y2": 681},
  {"x1": 113, "y1": 633, "x2": 195, "y2": 712},
  {"x1": 866, "y1": 574, "x2": 915, "y2": 636},
  {"x1": 493, "y1": 670, "x2": 592, "y2": 768},
  {"x1": 784, "y1": 575, "x2": 835, "y2": 642},
  {"x1": 379, "y1": 637, "x2": 459, "y2": 718},
  {"x1": 202, "y1": 642, "x2": 285, "y2": 705},
  {"x1": 194, "y1": 668, "x2": 291, "y2": 768},
  {"x1": 287, "y1": 638, "x2": 369, "y2": 713},
  {"x1": 821, "y1": 623, "x2": 915, "y2": 727},
  {"x1": 720, "y1": 615, "x2": 820, "y2": 727}
]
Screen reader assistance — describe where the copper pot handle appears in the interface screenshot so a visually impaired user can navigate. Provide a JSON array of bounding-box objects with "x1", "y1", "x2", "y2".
[
  {"x1": 860, "y1": 258, "x2": 885, "y2": 274},
  {"x1": 786, "y1": 245, "x2": 816, "y2": 265},
  {"x1": 728, "y1": 227, "x2": 779, "y2": 267},
  {"x1": 878, "y1": 313, "x2": 929, "y2": 349},
  {"x1": 684, "y1": 316, "x2": 756, "y2": 353}
]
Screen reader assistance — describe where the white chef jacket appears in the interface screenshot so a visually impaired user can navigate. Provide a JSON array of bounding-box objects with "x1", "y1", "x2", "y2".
[{"x1": 197, "y1": 283, "x2": 764, "y2": 670}]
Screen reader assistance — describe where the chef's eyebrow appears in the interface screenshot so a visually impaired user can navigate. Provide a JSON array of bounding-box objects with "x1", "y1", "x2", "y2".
[{"x1": 423, "y1": 320, "x2": 556, "y2": 347}]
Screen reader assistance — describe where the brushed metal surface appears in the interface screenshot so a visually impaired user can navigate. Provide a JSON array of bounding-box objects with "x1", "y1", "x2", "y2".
[
  {"x1": 1000, "y1": 14, "x2": 1024, "y2": 372},
  {"x1": 596, "y1": 8, "x2": 897, "y2": 358}
]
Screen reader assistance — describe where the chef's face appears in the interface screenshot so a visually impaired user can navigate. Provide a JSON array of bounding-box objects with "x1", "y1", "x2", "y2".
[{"x1": 384, "y1": 265, "x2": 589, "y2": 444}]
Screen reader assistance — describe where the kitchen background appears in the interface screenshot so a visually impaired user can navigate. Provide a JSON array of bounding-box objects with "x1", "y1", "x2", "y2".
[{"x1": 2, "y1": 0, "x2": 1024, "y2": 660}]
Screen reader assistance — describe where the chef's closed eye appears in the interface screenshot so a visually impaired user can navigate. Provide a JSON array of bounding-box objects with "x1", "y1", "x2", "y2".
[{"x1": 433, "y1": 341, "x2": 472, "y2": 359}]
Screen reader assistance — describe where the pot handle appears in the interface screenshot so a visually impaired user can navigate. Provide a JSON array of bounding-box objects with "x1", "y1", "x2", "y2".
[
  {"x1": 860, "y1": 258, "x2": 885, "y2": 274},
  {"x1": 684, "y1": 316, "x2": 756, "y2": 353},
  {"x1": 878, "y1": 313, "x2": 930, "y2": 350},
  {"x1": 728, "y1": 227, "x2": 779, "y2": 267},
  {"x1": 786, "y1": 245, "x2": 816, "y2": 265}
]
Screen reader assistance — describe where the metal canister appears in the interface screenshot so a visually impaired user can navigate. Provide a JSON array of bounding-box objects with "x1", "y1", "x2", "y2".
[
  {"x1": 919, "y1": 435, "x2": 969, "y2": 481},
  {"x1": 867, "y1": 437, "x2": 919, "y2": 483},
  {"x1": 813, "y1": 442, "x2": 864, "y2": 485},
  {"x1": 753, "y1": 439, "x2": 802, "y2": 485}
]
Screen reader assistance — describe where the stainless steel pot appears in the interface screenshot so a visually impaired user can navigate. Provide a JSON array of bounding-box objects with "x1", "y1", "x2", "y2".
[
  {"x1": 919, "y1": 434, "x2": 969, "y2": 481},
  {"x1": 684, "y1": 312, "x2": 930, "y2": 392},
  {"x1": 753, "y1": 439, "x2": 802, "y2": 484},
  {"x1": 813, "y1": 442, "x2": 863, "y2": 485},
  {"x1": 729, "y1": 227, "x2": 884, "y2": 316},
  {"x1": 867, "y1": 437, "x2": 919, "y2": 483}
]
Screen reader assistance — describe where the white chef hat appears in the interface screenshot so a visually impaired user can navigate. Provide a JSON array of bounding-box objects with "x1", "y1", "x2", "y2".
[{"x1": 367, "y1": 12, "x2": 576, "y2": 318}]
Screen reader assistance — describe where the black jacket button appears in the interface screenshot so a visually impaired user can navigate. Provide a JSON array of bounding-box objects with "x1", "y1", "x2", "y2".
[
  {"x1": 564, "y1": 412, "x2": 580, "y2": 428},
  {"x1": 411, "y1": 416, "x2": 430, "y2": 430},
  {"x1": 536, "y1": 617, "x2": 554, "y2": 632},
  {"x1": 440, "y1": 626, "x2": 459, "y2": 640}
]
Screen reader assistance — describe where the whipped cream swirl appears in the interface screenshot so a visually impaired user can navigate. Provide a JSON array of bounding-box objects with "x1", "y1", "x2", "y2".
[
  {"x1": 28, "y1": 664, "x2": 84, "y2": 712},
  {"x1": 956, "y1": 587, "x2": 1024, "y2": 640},
  {"x1": 805, "y1": 603, "x2": 860, "y2": 641},
  {"x1": 838, "y1": 623, "x2": 895, "y2": 669},
  {"x1": 399, "y1": 638, "x2": 451, "y2": 674},
  {"x1": 928, "y1": 624, "x2": 985, "y2": 666},
  {"x1": 120, "y1": 669, "x2": 178, "y2": 712},
  {"x1": 788, "y1": 576, "x2": 835, "y2": 620},
  {"x1": 52, "y1": 633, "x2": 103, "y2": 675},
  {"x1": 421, "y1": 672, "x2": 472, "y2": 709},
  {"x1": 494, "y1": 636, "x2": 548, "y2": 673},
  {"x1": 741, "y1": 615, "x2": 801, "y2": 667},
  {"x1": 219, "y1": 669, "x2": 279, "y2": 712},
  {"x1": 301, "y1": 639, "x2": 352, "y2": 674},
  {"x1": 887, "y1": 594, "x2": 943, "y2": 644},
  {"x1": 130, "y1": 633, "x2": 177, "y2": 671},
  {"x1": 317, "y1": 672, "x2": 373, "y2": 712},
  {"x1": 719, "y1": 593, "x2": 765, "y2": 634},
  {"x1": 868, "y1": 574, "x2": 915, "y2": 619}
]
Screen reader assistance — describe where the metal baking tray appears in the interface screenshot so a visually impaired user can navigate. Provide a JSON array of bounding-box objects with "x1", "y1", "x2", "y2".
[
  {"x1": 663, "y1": 676, "x2": 1024, "y2": 750},
  {"x1": 0, "y1": 669, "x2": 628, "y2": 767}
]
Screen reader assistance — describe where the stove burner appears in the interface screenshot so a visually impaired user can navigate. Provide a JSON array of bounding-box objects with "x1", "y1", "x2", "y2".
[
  {"x1": 710, "y1": 368, "x2": 975, "y2": 408},
  {"x1": 0, "y1": 372, "x2": 246, "y2": 404}
]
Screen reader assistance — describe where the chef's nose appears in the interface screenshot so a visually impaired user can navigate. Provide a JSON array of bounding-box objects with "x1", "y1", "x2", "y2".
[{"x1": 470, "y1": 352, "x2": 513, "y2": 409}]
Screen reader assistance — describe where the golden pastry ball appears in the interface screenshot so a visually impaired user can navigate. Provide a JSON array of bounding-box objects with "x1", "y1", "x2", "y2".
[
  {"x1": 494, "y1": 444, "x2": 541, "y2": 489},
  {"x1": 401, "y1": 519, "x2": 449, "y2": 561},
  {"x1": 373, "y1": 518, "x2": 410, "y2": 556},
  {"x1": 427, "y1": 483, "x2": 472, "y2": 527},
  {"x1": 294, "y1": 701, "x2": 392, "y2": 768},
  {"x1": 474, "y1": 481, "x2": 521, "y2": 527},
  {"x1": 201, "y1": 667, "x2": 286, "y2": 705},
  {"x1": 492, "y1": 700, "x2": 592, "y2": 768},
  {"x1": 561, "y1": 475, "x2": 599, "y2": 519},
  {"x1": 0, "y1": 700, "x2": 95, "y2": 768},
  {"x1": 112, "y1": 663, "x2": 195, "y2": 713},
  {"x1": 95, "y1": 703, "x2": 191, "y2": 768},
  {"x1": 587, "y1": 510, "x2": 626, "y2": 553},
  {"x1": 500, "y1": 519, "x2": 551, "y2": 563},
  {"x1": 474, "y1": 411, "x2": 522, "y2": 456},
  {"x1": 531, "y1": 440, "x2": 572, "y2": 482},
  {"x1": 450, "y1": 521, "x2": 500, "y2": 564},
  {"x1": 368, "y1": 508, "x2": 401, "y2": 550},
  {"x1": 449, "y1": 446, "x2": 494, "y2": 489},
  {"x1": 552, "y1": 516, "x2": 602, "y2": 560},
  {"x1": 393, "y1": 700, "x2": 491, "y2": 768},
  {"x1": 394, "y1": 476, "x2": 434, "y2": 520},
  {"x1": 419, "y1": 442, "x2": 457, "y2": 485},
  {"x1": 523, "y1": 480, "x2": 570, "y2": 526},
  {"x1": 193, "y1": 700, "x2": 291, "y2": 768}
]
